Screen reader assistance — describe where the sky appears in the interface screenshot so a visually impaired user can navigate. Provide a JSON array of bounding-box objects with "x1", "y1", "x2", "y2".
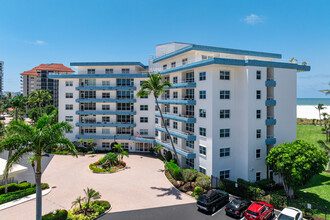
[{"x1": 0, "y1": 0, "x2": 329, "y2": 98}]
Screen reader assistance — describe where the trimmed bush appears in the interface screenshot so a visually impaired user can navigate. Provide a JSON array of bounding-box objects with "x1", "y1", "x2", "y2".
[
  {"x1": 219, "y1": 179, "x2": 263, "y2": 200},
  {"x1": 0, "y1": 187, "x2": 36, "y2": 205},
  {"x1": 42, "y1": 209, "x2": 68, "y2": 220},
  {"x1": 255, "y1": 179, "x2": 276, "y2": 191},
  {"x1": 164, "y1": 151, "x2": 172, "y2": 161},
  {"x1": 196, "y1": 172, "x2": 211, "y2": 190},
  {"x1": 194, "y1": 187, "x2": 203, "y2": 197},
  {"x1": 166, "y1": 162, "x2": 182, "y2": 180},
  {"x1": 0, "y1": 182, "x2": 31, "y2": 195},
  {"x1": 183, "y1": 169, "x2": 197, "y2": 184},
  {"x1": 68, "y1": 200, "x2": 110, "y2": 220},
  {"x1": 269, "y1": 194, "x2": 287, "y2": 209}
]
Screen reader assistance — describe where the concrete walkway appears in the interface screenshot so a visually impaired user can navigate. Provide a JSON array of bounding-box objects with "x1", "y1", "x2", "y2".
[{"x1": 0, "y1": 154, "x2": 194, "y2": 220}]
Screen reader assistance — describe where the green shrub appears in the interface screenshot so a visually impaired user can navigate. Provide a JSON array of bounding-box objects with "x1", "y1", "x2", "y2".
[
  {"x1": 269, "y1": 194, "x2": 287, "y2": 209},
  {"x1": 42, "y1": 209, "x2": 68, "y2": 220},
  {"x1": 164, "y1": 151, "x2": 172, "y2": 161},
  {"x1": 196, "y1": 173, "x2": 211, "y2": 190},
  {"x1": 167, "y1": 162, "x2": 182, "y2": 180},
  {"x1": 98, "y1": 152, "x2": 118, "y2": 165},
  {"x1": 92, "y1": 200, "x2": 111, "y2": 210},
  {"x1": 31, "y1": 183, "x2": 50, "y2": 190},
  {"x1": 157, "y1": 154, "x2": 165, "y2": 161},
  {"x1": 194, "y1": 187, "x2": 203, "y2": 197},
  {"x1": 68, "y1": 201, "x2": 110, "y2": 220},
  {"x1": 255, "y1": 179, "x2": 276, "y2": 191},
  {"x1": 237, "y1": 178, "x2": 255, "y2": 187},
  {"x1": 0, "y1": 187, "x2": 36, "y2": 205},
  {"x1": 0, "y1": 182, "x2": 31, "y2": 195},
  {"x1": 183, "y1": 169, "x2": 197, "y2": 183}
]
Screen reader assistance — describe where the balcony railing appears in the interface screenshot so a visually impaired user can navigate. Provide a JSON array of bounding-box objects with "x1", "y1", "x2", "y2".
[
  {"x1": 161, "y1": 112, "x2": 195, "y2": 118},
  {"x1": 267, "y1": 97, "x2": 274, "y2": 100},
  {"x1": 157, "y1": 125, "x2": 195, "y2": 136},
  {"x1": 267, "y1": 116, "x2": 274, "y2": 119},
  {"x1": 267, "y1": 135, "x2": 274, "y2": 139},
  {"x1": 157, "y1": 139, "x2": 194, "y2": 154}
]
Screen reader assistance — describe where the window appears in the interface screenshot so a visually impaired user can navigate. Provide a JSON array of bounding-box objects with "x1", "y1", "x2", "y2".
[
  {"x1": 171, "y1": 62, "x2": 176, "y2": 68},
  {"x1": 80, "y1": 91, "x2": 96, "y2": 99},
  {"x1": 65, "y1": 81, "x2": 73, "y2": 86},
  {"x1": 117, "y1": 78, "x2": 133, "y2": 86},
  {"x1": 173, "y1": 77, "x2": 178, "y2": 84},
  {"x1": 173, "y1": 92, "x2": 178, "y2": 99},
  {"x1": 83, "y1": 128, "x2": 96, "y2": 134},
  {"x1": 220, "y1": 90, "x2": 230, "y2": 99},
  {"x1": 199, "y1": 127, "x2": 206, "y2": 136},
  {"x1": 140, "y1": 105, "x2": 148, "y2": 111},
  {"x1": 199, "y1": 72, "x2": 206, "y2": 81},
  {"x1": 256, "y1": 129, "x2": 261, "y2": 138},
  {"x1": 117, "y1": 90, "x2": 133, "y2": 99},
  {"x1": 140, "y1": 117, "x2": 148, "y2": 123},
  {"x1": 173, "y1": 107, "x2": 178, "y2": 114},
  {"x1": 140, "y1": 81, "x2": 144, "y2": 86},
  {"x1": 163, "y1": 64, "x2": 167, "y2": 70},
  {"x1": 65, "y1": 116, "x2": 73, "y2": 122},
  {"x1": 220, "y1": 170, "x2": 230, "y2": 180},
  {"x1": 102, "y1": 93, "x2": 110, "y2": 98},
  {"x1": 102, "y1": 105, "x2": 110, "y2": 110},
  {"x1": 220, "y1": 129, "x2": 230, "y2": 138},
  {"x1": 255, "y1": 110, "x2": 261, "y2": 119},
  {"x1": 256, "y1": 172, "x2": 261, "y2": 181},
  {"x1": 186, "y1": 123, "x2": 194, "y2": 133},
  {"x1": 117, "y1": 103, "x2": 132, "y2": 111},
  {"x1": 105, "y1": 69, "x2": 113, "y2": 74},
  {"x1": 65, "y1": 93, "x2": 73, "y2": 98},
  {"x1": 102, "y1": 81, "x2": 110, "y2": 86},
  {"x1": 155, "y1": 130, "x2": 158, "y2": 136},
  {"x1": 173, "y1": 121, "x2": 178, "y2": 129},
  {"x1": 122, "y1": 68, "x2": 130, "y2": 74},
  {"x1": 102, "y1": 128, "x2": 110, "y2": 134},
  {"x1": 256, "y1": 70, "x2": 261, "y2": 80},
  {"x1": 199, "y1": 167, "x2": 206, "y2": 174},
  {"x1": 87, "y1": 69, "x2": 95, "y2": 74},
  {"x1": 140, "y1": 94, "x2": 148, "y2": 99},
  {"x1": 199, "y1": 145, "x2": 206, "y2": 156},
  {"x1": 155, "y1": 118, "x2": 158, "y2": 124},
  {"x1": 102, "y1": 142, "x2": 110, "y2": 148},
  {"x1": 140, "y1": 129, "x2": 148, "y2": 135},
  {"x1": 199, "y1": 109, "x2": 206, "y2": 118},
  {"x1": 186, "y1": 141, "x2": 194, "y2": 149},
  {"x1": 65, "y1": 104, "x2": 73, "y2": 110},
  {"x1": 199, "y1": 91, "x2": 206, "y2": 99},
  {"x1": 185, "y1": 71, "x2": 194, "y2": 82},
  {"x1": 182, "y1": 58, "x2": 188, "y2": 65},
  {"x1": 256, "y1": 90, "x2": 261, "y2": 99},
  {"x1": 102, "y1": 116, "x2": 110, "y2": 122},
  {"x1": 173, "y1": 137, "x2": 178, "y2": 144},
  {"x1": 186, "y1": 158, "x2": 194, "y2": 169},
  {"x1": 220, "y1": 109, "x2": 230, "y2": 119},
  {"x1": 220, "y1": 71, "x2": 230, "y2": 80},
  {"x1": 220, "y1": 148, "x2": 230, "y2": 157},
  {"x1": 256, "y1": 149, "x2": 261, "y2": 158}
]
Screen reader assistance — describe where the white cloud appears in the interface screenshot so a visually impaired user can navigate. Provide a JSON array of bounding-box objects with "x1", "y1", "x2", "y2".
[
  {"x1": 27, "y1": 40, "x2": 46, "y2": 45},
  {"x1": 242, "y1": 14, "x2": 265, "y2": 25}
]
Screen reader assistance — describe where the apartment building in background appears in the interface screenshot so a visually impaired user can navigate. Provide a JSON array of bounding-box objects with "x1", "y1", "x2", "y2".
[
  {"x1": 20, "y1": 63, "x2": 74, "y2": 106},
  {"x1": 0, "y1": 61, "x2": 3, "y2": 98},
  {"x1": 50, "y1": 43, "x2": 310, "y2": 182}
]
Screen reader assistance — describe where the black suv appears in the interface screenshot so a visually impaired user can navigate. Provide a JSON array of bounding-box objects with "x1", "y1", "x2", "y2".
[
  {"x1": 225, "y1": 198, "x2": 251, "y2": 218},
  {"x1": 197, "y1": 189, "x2": 229, "y2": 213}
]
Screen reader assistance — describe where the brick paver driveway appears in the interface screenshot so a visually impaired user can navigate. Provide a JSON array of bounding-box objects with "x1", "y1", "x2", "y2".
[{"x1": 0, "y1": 153, "x2": 194, "y2": 220}]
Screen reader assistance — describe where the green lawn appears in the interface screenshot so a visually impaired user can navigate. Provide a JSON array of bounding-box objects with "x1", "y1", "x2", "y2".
[{"x1": 297, "y1": 124, "x2": 326, "y2": 147}]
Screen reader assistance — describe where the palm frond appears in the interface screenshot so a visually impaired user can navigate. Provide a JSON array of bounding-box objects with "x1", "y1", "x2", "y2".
[{"x1": 3, "y1": 147, "x2": 33, "y2": 180}]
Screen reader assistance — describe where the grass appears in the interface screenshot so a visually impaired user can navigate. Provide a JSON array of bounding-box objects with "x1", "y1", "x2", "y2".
[{"x1": 297, "y1": 124, "x2": 326, "y2": 147}]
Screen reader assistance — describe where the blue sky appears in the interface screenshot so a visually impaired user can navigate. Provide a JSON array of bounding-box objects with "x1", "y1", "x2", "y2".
[{"x1": 0, "y1": 0, "x2": 329, "y2": 98}]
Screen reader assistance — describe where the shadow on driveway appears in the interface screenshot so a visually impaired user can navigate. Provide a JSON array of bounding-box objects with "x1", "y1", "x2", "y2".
[{"x1": 150, "y1": 186, "x2": 183, "y2": 200}]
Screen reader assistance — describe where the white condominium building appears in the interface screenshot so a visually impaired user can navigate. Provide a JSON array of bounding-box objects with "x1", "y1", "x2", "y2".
[{"x1": 50, "y1": 43, "x2": 310, "y2": 182}]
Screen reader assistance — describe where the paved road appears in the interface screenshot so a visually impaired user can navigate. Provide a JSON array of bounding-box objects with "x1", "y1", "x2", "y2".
[
  {"x1": 100, "y1": 201, "x2": 280, "y2": 220},
  {"x1": 0, "y1": 151, "x2": 53, "y2": 184}
]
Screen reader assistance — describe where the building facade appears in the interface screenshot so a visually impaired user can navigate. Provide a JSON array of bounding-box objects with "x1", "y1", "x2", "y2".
[
  {"x1": 20, "y1": 63, "x2": 74, "y2": 106},
  {"x1": 0, "y1": 61, "x2": 3, "y2": 98},
  {"x1": 50, "y1": 43, "x2": 310, "y2": 182}
]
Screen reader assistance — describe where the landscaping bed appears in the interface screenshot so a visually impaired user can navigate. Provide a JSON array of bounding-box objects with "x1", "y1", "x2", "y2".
[
  {"x1": 89, "y1": 152, "x2": 127, "y2": 173},
  {"x1": 68, "y1": 200, "x2": 111, "y2": 220}
]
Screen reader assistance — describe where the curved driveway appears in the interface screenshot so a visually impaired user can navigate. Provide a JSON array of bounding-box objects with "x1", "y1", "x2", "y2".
[{"x1": 0, "y1": 154, "x2": 194, "y2": 220}]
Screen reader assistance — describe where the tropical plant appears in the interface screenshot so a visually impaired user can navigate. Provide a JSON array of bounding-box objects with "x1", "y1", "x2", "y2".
[
  {"x1": 1, "y1": 111, "x2": 77, "y2": 220},
  {"x1": 9, "y1": 94, "x2": 27, "y2": 121},
  {"x1": 183, "y1": 169, "x2": 198, "y2": 187},
  {"x1": 72, "y1": 196, "x2": 85, "y2": 211},
  {"x1": 112, "y1": 143, "x2": 128, "y2": 161},
  {"x1": 137, "y1": 72, "x2": 184, "y2": 178},
  {"x1": 28, "y1": 90, "x2": 52, "y2": 115},
  {"x1": 301, "y1": 61, "x2": 308, "y2": 66},
  {"x1": 318, "y1": 140, "x2": 330, "y2": 171},
  {"x1": 321, "y1": 113, "x2": 330, "y2": 141},
  {"x1": 289, "y1": 57, "x2": 298, "y2": 63},
  {"x1": 315, "y1": 104, "x2": 326, "y2": 126},
  {"x1": 320, "y1": 82, "x2": 330, "y2": 94},
  {"x1": 83, "y1": 188, "x2": 101, "y2": 214},
  {"x1": 266, "y1": 140, "x2": 328, "y2": 199}
]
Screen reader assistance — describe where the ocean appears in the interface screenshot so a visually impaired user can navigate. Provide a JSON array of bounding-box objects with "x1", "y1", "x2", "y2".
[{"x1": 297, "y1": 98, "x2": 330, "y2": 106}]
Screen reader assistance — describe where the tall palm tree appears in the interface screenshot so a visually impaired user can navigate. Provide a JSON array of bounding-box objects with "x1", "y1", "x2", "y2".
[
  {"x1": 10, "y1": 94, "x2": 27, "y2": 121},
  {"x1": 318, "y1": 140, "x2": 330, "y2": 171},
  {"x1": 71, "y1": 196, "x2": 85, "y2": 211},
  {"x1": 137, "y1": 72, "x2": 184, "y2": 178},
  {"x1": 28, "y1": 90, "x2": 52, "y2": 116},
  {"x1": 316, "y1": 104, "x2": 326, "y2": 126},
  {"x1": 2, "y1": 111, "x2": 77, "y2": 220},
  {"x1": 83, "y1": 187, "x2": 101, "y2": 213},
  {"x1": 112, "y1": 143, "x2": 129, "y2": 161}
]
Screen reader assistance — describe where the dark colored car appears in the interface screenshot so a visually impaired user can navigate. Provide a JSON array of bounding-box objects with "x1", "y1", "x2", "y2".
[
  {"x1": 245, "y1": 201, "x2": 274, "y2": 220},
  {"x1": 225, "y1": 198, "x2": 251, "y2": 218},
  {"x1": 197, "y1": 189, "x2": 229, "y2": 213}
]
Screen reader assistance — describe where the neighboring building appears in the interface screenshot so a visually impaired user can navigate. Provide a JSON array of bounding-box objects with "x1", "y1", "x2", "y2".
[
  {"x1": 0, "y1": 158, "x2": 27, "y2": 185},
  {"x1": 20, "y1": 63, "x2": 74, "y2": 106},
  {"x1": 0, "y1": 61, "x2": 3, "y2": 98},
  {"x1": 50, "y1": 43, "x2": 310, "y2": 182}
]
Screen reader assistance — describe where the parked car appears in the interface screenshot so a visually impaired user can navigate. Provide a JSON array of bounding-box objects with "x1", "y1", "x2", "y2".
[
  {"x1": 245, "y1": 201, "x2": 274, "y2": 220},
  {"x1": 196, "y1": 189, "x2": 229, "y2": 213},
  {"x1": 276, "y1": 207, "x2": 303, "y2": 220},
  {"x1": 225, "y1": 198, "x2": 251, "y2": 218}
]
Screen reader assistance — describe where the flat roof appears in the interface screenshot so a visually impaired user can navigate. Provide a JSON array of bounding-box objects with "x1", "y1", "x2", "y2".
[
  {"x1": 0, "y1": 158, "x2": 27, "y2": 176},
  {"x1": 70, "y1": 62, "x2": 147, "y2": 69}
]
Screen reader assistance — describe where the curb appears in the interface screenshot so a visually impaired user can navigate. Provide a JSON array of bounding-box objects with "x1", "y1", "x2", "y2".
[{"x1": 94, "y1": 205, "x2": 112, "y2": 219}]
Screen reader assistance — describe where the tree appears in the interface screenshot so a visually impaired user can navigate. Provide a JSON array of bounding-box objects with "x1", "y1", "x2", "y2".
[
  {"x1": 28, "y1": 90, "x2": 52, "y2": 116},
  {"x1": 320, "y1": 82, "x2": 330, "y2": 94},
  {"x1": 113, "y1": 143, "x2": 129, "y2": 161},
  {"x1": 71, "y1": 196, "x2": 85, "y2": 211},
  {"x1": 318, "y1": 140, "x2": 330, "y2": 171},
  {"x1": 315, "y1": 104, "x2": 326, "y2": 126},
  {"x1": 289, "y1": 57, "x2": 298, "y2": 63},
  {"x1": 9, "y1": 94, "x2": 27, "y2": 121},
  {"x1": 321, "y1": 113, "x2": 329, "y2": 142},
  {"x1": 137, "y1": 73, "x2": 184, "y2": 179},
  {"x1": 301, "y1": 61, "x2": 308, "y2": 66},
  {"x1": 83, "y1": 187, "x2": 101, "y2": 214},
  {"x1": 1, "y1": 111, "x2": 77, "y2": 220},
  {"x1": 266, "y1": 140, "x2": 328, "y2": 199}
]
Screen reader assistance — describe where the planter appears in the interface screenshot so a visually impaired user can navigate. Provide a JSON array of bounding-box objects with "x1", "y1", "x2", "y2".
[{"x1": 89, "y1": 161, "x2": 127, "y2": 174}]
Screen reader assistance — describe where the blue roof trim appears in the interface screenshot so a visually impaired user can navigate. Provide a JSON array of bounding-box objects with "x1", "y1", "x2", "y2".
[
  {"x1": 76, "y1": 123, "x2": 136, "y2": 128},
  {"x1": 76, "y1": 86, "x2": 136, "y2": 91},
  {"x1": 70, "y1": 62, "x2": 147, "y2": 69},
  {"x1": 159, "y1": 58, "x2": 310, "y2": 75},
  {"x1": 76, "y1": 98, "x2": 136, "y2": 103},
  {"x1": 157, "y1": 99, "x2": 196, "y2": 105},
  {"x1": 76, "y1": 111, "x2": 136, "y2": 115},
  {"x1": 48, "y1": 74, "x2": 147, "y2": 79},
  {"x1": 153, "y1": 44, "x2": 282, "y2": 63}
]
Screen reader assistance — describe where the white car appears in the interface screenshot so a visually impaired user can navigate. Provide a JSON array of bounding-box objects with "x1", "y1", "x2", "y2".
[{"x1": 276, "y1": 207, "x2": 303, "y2": 220}]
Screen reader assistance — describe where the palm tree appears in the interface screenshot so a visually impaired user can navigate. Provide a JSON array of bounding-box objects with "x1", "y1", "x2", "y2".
[
  {"x1": 71, "y1": 196, "x2": 85, "y2": 211},
  {"x1": 137, "y1": 72, "x2": 184, "y2": 178},
  {"x1": 2, "y1": 111, "x2": 77, "y2": 220},
  {"x1": 152, "y1": 145, "x2": 165, "y2": 160},
  {"x1": 318, "y1": 140, "x2": 330, "y2": 171},
  {"x1": 10, "y1": 94, "x2": 27, "y2": 121},
  {"x1": 28, "y1": 90, "x2": 52, "y2": 116},
  {"x1": 289, "y1": 57, "x2": 298, "y2": 63},
  {"x1": 83, "y1": 187, "x2": 101, "y2": 213},
  {"x1": 316, "y1": 104, "x2": 326, "y2": 126},
  {"x1": 113, "y1": 143, "x2": 129, "y2": 161},
  {"x1": 320, "y1": 82, "x2": 330, "y2": 95}
]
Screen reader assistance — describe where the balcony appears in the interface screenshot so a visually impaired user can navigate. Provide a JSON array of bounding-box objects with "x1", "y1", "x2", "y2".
[
  {"x1": 265, "y1": 97, "x2": 276, "y2": 106},
  {"x1": 155, "y1": 112, "x2": 196, "y2": 123},
  {"x1": 157, "y1": 98, "x2": 196, "y2": 105},
  {"x1": 76, "y1": 98, "x2": 136, "y2": 103},
  {"x1": 155, "y1": 139, "x2": 196, "y2": 159},
  {"x1": 76, "y1": 122, "x2": 136, "y2": 128},
  {"x1": 265, "y1": 135, "x2": 276, "y2": 145},
  {"x1": 76, "y1": 110, "x2": 136, "y2": 115},
  {"x1": 265, "y1": 79, "x2": 276, "y2": 87},
  {"x1": 265, "y1": 116, "x2": 277, "y2": 126},
  {"x1": 155, "y1": 125, "x2": 196, "y2": 141},
  {"x1": 76, "y1": 86, "x2": 136, "y2": 91}
]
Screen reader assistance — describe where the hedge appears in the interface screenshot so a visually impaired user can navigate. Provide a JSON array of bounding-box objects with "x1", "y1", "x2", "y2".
[
  {"x1": 42, "y1": 209, "x2": 68, "y2": 220},
  {"x1": 165, "y1": 162, "x2": 182, "y2": 180},
  {"x1": 0, "y1": 182, "x2": 31, "y2": 195},
  {"x1": 196, "y1": 172, "x2": 211, "y2": 190},
  {"x1": 219, "y1": 179, "x2": 263, "y2": 200},
  {"x1": 269, "y1": 194, "x2": 287, "y2": 209}
]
